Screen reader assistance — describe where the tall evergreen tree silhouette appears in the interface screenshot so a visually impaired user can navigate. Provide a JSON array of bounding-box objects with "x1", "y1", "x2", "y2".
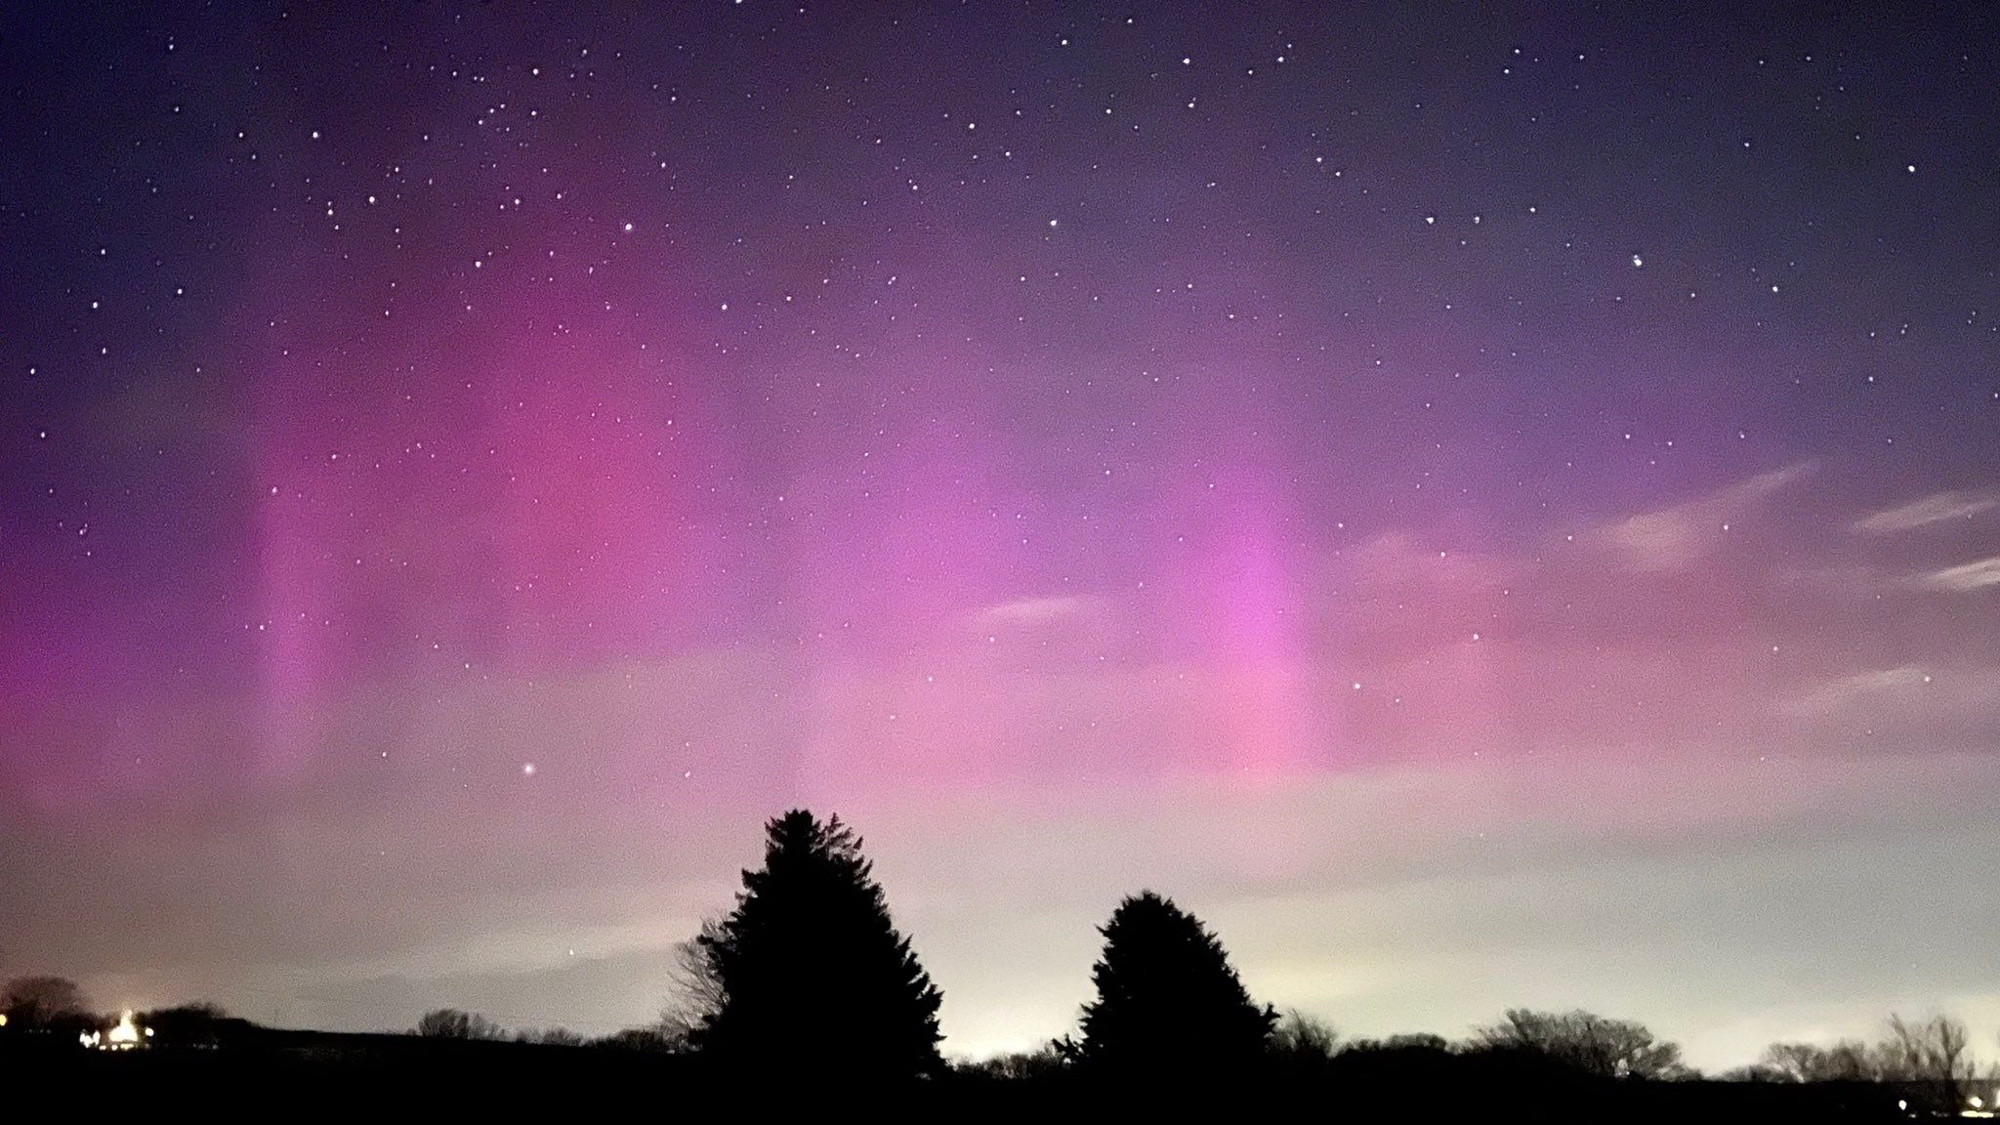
[
  {"x1": 691, "y1": 810, "x2": 943, "y2": 1081},
  {"x1": 1074, "y1": 891, "x2": 1276, "y2": 1075}
]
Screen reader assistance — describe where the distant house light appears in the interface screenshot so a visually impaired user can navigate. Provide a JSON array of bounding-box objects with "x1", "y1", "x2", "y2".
[{"x1": 81, "y1": 1010, "x2": 152, "y2": 1051}]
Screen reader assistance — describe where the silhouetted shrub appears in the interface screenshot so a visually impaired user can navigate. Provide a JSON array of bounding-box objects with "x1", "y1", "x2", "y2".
[
  {"x1": 593, "y1": 1026, "x2": 679, "y2": 1053},
  {"x1": 141, "y1": 1002, "x2": 259, "y2": 1050},
  {"x1": 415, "y1": 1008, "x2": 504, "y2": 1040},
  {"x1": 514, "y1": 1026, "x2": 584, "y2": 1046},
  {"x1": 960, "y1": 1042, "x2": 1069, "y2": 1080}
]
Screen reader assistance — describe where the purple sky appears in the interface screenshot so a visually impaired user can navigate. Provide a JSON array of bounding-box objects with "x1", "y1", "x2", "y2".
[{"x1": 3, "y1": 2, "x2": 1998, "y2": 1069}]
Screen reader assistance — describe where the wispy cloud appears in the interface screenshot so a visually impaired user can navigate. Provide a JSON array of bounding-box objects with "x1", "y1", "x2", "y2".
[
  {"x1": 1784, "y1": 665, "x2": 1932, "y2": 716},
  {"x1": 1911, "y1": 555, "x2": 2000, "y2": 592},
  {"x1": 1852, "y1": 490, "x2": 1998, "y2": 534},
  {"x1": 1584, "y1": 462, "x2": 1814, "y2": 573},
  {"x1": 1340, "y1": 531, "x2": 1518, "y2": 593},
  {"x1": 974, "y1": 595, "x2": 1100, "y2": 626},
  {"x1": 1784, "y1": 663, "x2": 2000, "y2": 723}
]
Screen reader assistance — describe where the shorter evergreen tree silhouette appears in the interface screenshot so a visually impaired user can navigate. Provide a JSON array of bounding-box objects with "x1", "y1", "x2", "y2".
[
  {"x1": 691, "y1": 809, "x2": 943, "y2": 1081},
  {"x1": 1072, "y1": 890, "x2": 1276, "y2": 1075}
]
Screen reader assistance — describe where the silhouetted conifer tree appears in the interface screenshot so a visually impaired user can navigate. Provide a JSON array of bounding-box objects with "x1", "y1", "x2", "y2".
[
  {"x1": 692, "y1": 810, "x2": 943, "y2": 1081},
  {"x1": 1073, "y1": 891, "x2": 1276, "y2": 1076}
]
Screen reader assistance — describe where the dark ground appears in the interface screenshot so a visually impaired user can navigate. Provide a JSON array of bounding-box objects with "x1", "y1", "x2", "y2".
[{"x1": 1, "y1": 1030, "x2": 1916, "y2": 1122}]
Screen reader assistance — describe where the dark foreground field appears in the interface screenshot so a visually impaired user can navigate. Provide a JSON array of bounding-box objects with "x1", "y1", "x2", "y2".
[{"x1": 5, "y1": 1032, "x2": 1914, "y2": 1122}]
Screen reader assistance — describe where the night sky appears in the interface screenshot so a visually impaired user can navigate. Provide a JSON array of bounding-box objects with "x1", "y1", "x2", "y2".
[{"x1": 3, "y1": 2, "x2": 1998, "y2": 1068}]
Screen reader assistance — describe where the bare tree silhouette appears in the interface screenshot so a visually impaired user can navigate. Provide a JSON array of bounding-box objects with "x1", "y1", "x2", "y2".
[
  {"x1": 0, "y1": 976, "x2": 90, "y2": 1031},
  {"x1": 416, "y1": 1008, "x2": 504, "y2": 1040},
  {"x1": 1272, "y1": 1009, "x2": 1340, "y2": 1064},
  {"x1": 660, "y1": 916, "x2": 727, "y2": 1046},
  {"x1": 1878, "y1": 1013, "x2": 1976, "y2": 1111},
  {"x1": 1758, "y1": 1039, "x2": 1876, "y2": 1082},
  {"x1": 1471, "y1": 1008, "x2": 1685, "y2": 1079}
]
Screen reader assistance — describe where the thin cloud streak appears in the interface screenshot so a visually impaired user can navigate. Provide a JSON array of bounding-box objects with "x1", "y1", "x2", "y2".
[
  {"x1": 1784, "y1": 666, "x2": 1934, "y2": 716},
  {"x1": 1582, "y1": 462, "x2": 1815, "y2": 574},
  {"x1": 1911, "y1": 556, "x2": 2000, "y2": 592},
  {"x1": 1853, "y1": 490, "x2": 1998, "y2": 535}
]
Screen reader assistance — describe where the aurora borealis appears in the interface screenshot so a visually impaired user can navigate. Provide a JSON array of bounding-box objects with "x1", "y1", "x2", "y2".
[{"x1": 3, "y1": 2, "x2": 1998, "y2": 1068}]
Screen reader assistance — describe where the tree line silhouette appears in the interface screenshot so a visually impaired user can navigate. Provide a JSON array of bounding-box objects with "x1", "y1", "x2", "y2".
[{"x1": 4, "y1": 808, "x2": 1991, "y2": 1119}]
